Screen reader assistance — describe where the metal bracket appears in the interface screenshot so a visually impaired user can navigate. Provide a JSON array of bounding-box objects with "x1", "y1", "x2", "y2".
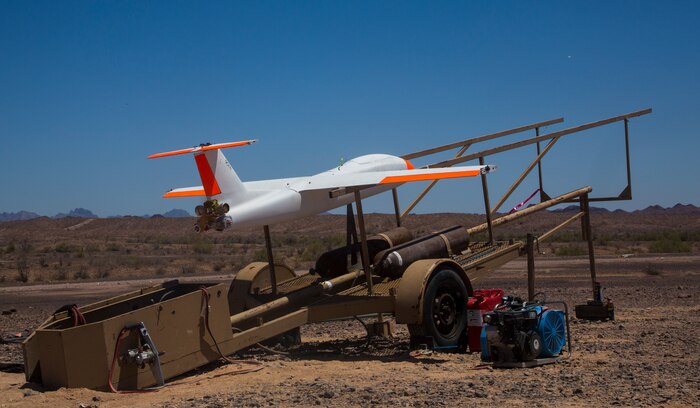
[{"x1": 125, "y1": 322, "x2": 165, "y2": 387}]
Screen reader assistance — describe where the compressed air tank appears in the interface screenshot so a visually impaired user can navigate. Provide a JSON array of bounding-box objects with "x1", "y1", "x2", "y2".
[
  {"x1": 374, "y1": 225, "x2": 470, "y2": 278},
  {"x1": 311, "y1": 227, "x2": 414, "y2": 279}
]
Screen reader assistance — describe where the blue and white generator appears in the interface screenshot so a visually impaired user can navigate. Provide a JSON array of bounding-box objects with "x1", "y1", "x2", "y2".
[{"x1": 480, "y1": 296, "x2": 570, "y2": 368}]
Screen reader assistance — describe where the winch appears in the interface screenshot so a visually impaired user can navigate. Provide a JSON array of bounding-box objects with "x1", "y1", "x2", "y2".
[{"x1": 480, "y1": 295, "x2": 571, "y2": 368}]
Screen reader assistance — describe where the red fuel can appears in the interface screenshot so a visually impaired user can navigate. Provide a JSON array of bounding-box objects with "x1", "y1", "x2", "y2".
[{"x1": 466, "y1": 289, "x2": 504, "y2": 352}]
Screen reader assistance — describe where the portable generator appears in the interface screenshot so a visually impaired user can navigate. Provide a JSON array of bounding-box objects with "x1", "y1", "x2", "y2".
[{"x1": 480, "y1": 296, "x2": 571, "y2": 368}]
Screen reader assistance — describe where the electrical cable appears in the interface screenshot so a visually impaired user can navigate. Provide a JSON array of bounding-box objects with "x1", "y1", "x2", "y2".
[{"x1": 199, "y1": 287, "x2": 265, "y2": 371}]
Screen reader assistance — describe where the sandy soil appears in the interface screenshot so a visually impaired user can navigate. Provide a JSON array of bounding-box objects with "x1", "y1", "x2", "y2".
[{"x1": 1, "y1": 254, "x2": 698, "y2": 407}]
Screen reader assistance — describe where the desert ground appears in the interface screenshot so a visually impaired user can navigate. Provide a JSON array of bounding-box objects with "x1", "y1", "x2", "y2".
[{"x1": 0, "y1": 212, "x2": 699, "y2": 407}]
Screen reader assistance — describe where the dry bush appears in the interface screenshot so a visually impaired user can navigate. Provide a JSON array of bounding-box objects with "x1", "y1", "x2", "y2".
[{"x1": 16, "y1": 257, "x2": 29, "y2": 282}]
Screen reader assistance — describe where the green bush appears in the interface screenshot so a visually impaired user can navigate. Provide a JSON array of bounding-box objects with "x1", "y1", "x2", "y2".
[
  {"x1": 555, "y1": 245, "x2": 587, "y2": 256},
  {"x1": 300, "y1": 239, "x2": 326, "y2": 262},
  {"x1": 192, "y1": 239, "x2": 214, "y2": 254},
  {"x1": 55, "y1": 242, "x2": 81, "y2": 253},
  {"x1": 648, "y1": 238, "x2": 692, "y2": 253}
]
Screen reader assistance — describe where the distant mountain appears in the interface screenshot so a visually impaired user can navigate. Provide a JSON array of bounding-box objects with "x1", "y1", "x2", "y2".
[
  {"x1": 0, "y1": 211, "x2": 40, "y2": 222},
  {"x1": 163, "y1": 209, "x2": 192, "y2": 218},
  {"x1": 53, "y1": 208, "x2": 98, "y2": 219},
  {"x1": 549, "y1": 205, "x2": 610, "y2": 214},
  {"x1": 632, "y1": 203, "x2": 700, "y2": 215},
  {"x1": 668, "y1": 203, "x2": 700, "y2": 214}
]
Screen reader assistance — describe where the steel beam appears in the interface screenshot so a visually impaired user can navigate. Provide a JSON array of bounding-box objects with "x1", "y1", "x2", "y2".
[
  {"x1": 402, "y1": 118, "x2": 564, "y2": 160},
  {"x1": 430, "y1": 109, "x2": 651, "y2": 169}
]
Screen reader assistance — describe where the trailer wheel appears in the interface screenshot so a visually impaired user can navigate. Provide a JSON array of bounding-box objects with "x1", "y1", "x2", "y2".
[{"x1": 408, "y1": 268, "x2": 468, "y2": 349}]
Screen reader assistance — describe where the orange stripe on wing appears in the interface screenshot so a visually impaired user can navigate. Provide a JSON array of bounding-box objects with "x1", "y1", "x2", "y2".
[
  {"x1": 195, "y1": 154, "x2": 222, "y2": 196},
  {"x1": 163, "y1": 189, "x2": 206, "y2": 198},
  {"x1": 380, "y1": 169, "x2": 481, "y2": 184}
]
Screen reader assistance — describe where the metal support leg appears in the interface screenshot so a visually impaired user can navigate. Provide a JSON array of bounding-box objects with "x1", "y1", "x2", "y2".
[
  {"x1": 580, "y1": 194, "x2": 597, "y2": 297},
  {"x1": 354, "y1": 191, "x2": 374, "y2": 296},
  {"x1": 535, "y1": 127, "x2": 545, "y2": 202},
  {"x1": 391, "y1": 188, "x2": 401, "y2": 227},
  {"x1": 263, "y1": 225, "x2": 278, "y2": 296},
  {"x1": 527, "y1": 234, "x2": 536, "y2": 301},
  {"x1": 346, "y1": 204, "x2": 358, "y2": 266},
  {"x1": 623, "y1": 118, "x2": 633, "y2": 199},
  {"x1": 479, "y1": 156, "x2": 494, "y2": 245}
]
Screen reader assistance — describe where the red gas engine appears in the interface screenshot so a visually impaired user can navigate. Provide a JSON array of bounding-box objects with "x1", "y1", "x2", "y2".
[{"x1": 466, "y1": 289, "x2": 503, "y2": 352}]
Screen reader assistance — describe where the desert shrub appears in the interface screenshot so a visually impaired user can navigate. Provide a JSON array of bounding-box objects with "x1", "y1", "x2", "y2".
[
  {"x1": 253, "y1": 248, "x2": 268, "y2": 262},
  {"x1": 155, "y1": 267, "x2": 167, "y2": 276},
  {"x1": 18, "y1": 239, "x2": 32, "y2": 253},
  {"x1": 648, "y1": 237, "x2": 692, "y2": 253},
  {"x1": 74, "y1": 267, "x2": 89, "y2": 280},
  {"x1": 106, "y1": 243, "x2": 121, "y2": 252},
  {"x1": 117, "y1": 255, "x2": 147, "y2": 269},
  {"x1": 85, "y1": 243, "x2": 100, "y2": 253},
  {"x1": 192, "y1": 239, "x2": 214, "y2": 254},
  {"x1": 95, "y1": 269, "x2": 111, "y2": 279},
  {"x1": 54, "y1": 269, "x2": 68, "y2": 281},
  {"x1": 16, "y1": 257, "x2": 29, "y2": 282},
  {"x1": 55, "y1": 243, "x2": 81, "y2": 253},
  {"x1": 181, "y1": 265, "x2": 197, "y2": 274},
  {"x1": 213, "y1": 262, "x2": 225, "y2": 272},
  {"x1": 555, "y1": 245, "x2": 586, "y2": 256},
  {"x1": 300, "y1": 238, "x2": 326, "y2": 262},
  {"x1": 5, "y1": 242, "x2": 15, "y2": 254}
]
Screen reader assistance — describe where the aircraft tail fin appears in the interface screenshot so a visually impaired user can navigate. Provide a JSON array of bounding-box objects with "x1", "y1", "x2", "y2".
[{"x1": 149, "y1": 140, "x2": 255, "y2": 199}]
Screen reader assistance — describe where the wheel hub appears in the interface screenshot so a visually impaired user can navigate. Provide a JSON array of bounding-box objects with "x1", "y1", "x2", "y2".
[{"x1": 433, "y1": 292, "x2": 457, "y2": 331}]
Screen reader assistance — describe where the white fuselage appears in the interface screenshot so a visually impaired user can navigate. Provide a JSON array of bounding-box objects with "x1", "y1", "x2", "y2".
[{"x1": 219, "y1": 154, "x2": 407, "y2": 229}]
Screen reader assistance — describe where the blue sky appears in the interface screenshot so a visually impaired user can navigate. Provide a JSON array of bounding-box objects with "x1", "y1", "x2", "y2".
[{"x1": 0, "y1": 1, "x2": 697, "y2": 217}]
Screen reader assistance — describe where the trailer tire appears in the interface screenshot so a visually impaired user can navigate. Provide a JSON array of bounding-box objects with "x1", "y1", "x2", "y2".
[{"x1": 408, "y1": 267, "x2": 468, "y2": 349}]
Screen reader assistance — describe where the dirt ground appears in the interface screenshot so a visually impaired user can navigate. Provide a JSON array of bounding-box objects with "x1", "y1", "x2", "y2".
[{"x1": 0, "y1": 254, "x2": 698, "y2": 407}]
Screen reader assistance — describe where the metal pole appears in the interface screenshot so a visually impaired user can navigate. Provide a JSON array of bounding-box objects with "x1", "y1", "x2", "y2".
[
  {"x1": 527, "y1": 233, "x2": 535, "y2": 301},
  {"x1": 479, "y1": 156, "x2": 494, "y2": 245},
  {"x1": 624, "y1": 118, "x2": 632, "y2": 198},
  {"x1": 354, "y1": 191, "x2": 374, "y2": 295},
  {"x1": 391, "y1": 188, "x2": 401, "y2": 227},
  {"x1": 580, "y1": 194, "x2": 597, "y2": 297},
  {"x1": 346, "y1": 204, "x2": 358, "y2": 266},
  {"x1": 263, "y1": 225, "x2": 278, "y2": 296},
  {"x1": 536, "y1": 127, "x2": 545, "y2": 202}
]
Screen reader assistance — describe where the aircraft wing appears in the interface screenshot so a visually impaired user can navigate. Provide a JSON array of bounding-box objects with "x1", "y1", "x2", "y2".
[{"x1": 292, "y1": 165, "x2": 495, "y2": 193}]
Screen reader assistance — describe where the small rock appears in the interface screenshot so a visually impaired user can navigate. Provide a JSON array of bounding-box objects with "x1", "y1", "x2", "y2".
[
  {"x1": 321, "y1": 390, "x2": 335, "y2": 399},
  {"x1": 22, "y1": 389, "x2": 39, "y2": 397},
  {"x1": 92, "y1": 396, "x2": 101, "y2": 402},
  {"x1": 573, "y1": 388, "x2": 584, "y2": 395}
]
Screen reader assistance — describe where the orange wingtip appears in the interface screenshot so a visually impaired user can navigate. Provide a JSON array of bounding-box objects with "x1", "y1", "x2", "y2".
[
  {"x1": 148, "y1": 140, "x2": 257, "y2": 159},
  {"x1": 380, "y1": 169, "x2": 481, "y2": 184},
  {"x1": 163, "y1": 189, "x2": 206, "y2": 198}
]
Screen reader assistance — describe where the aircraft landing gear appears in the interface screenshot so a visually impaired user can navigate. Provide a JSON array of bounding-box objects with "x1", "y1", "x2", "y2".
[{"x1": 194, "y1": 200, "x2": 231, "y2": 233}]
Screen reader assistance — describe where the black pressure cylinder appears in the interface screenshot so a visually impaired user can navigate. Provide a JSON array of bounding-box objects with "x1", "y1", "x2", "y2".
[
  {"x1": 373, "y1": 226, "x2": 470, "y2": 278},
  {"x1": 311, "y1": 227, "x2": 415, "y2": 279}
]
